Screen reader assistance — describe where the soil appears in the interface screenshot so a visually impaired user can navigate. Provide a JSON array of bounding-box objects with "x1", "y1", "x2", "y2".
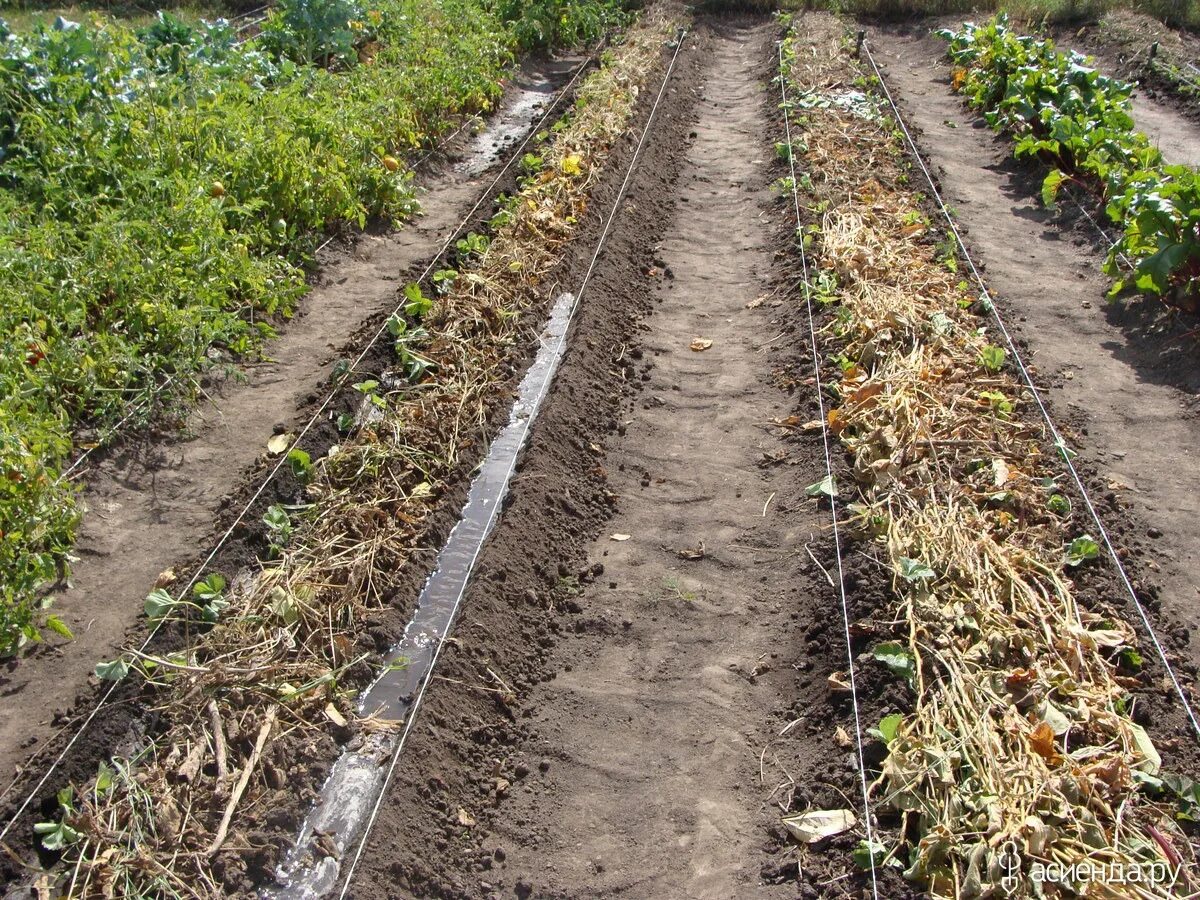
[
  {"x1": 7, "y1": 8, "x2": 1200, "y2": 900},
  {"x1": 0, "y1": 52, "x2": 589, "y2": 864}
]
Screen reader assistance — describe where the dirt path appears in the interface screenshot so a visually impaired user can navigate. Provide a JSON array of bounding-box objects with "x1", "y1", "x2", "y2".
[
  {"x1": 344, "y1": 18, "x2": 820, "y2": 899},
  {"x1": 1128, "y1": 91, "x2": 1200, "y2": 166},
  {"x1": 870, "y1": 30, "x2": 1200, "y2": 674},
  {"x1": 481, "y1": 23, "x2": 794, "y2": 898},
  {"x1": 0, "y1": 60, "x2": 578, "y2": 793}
]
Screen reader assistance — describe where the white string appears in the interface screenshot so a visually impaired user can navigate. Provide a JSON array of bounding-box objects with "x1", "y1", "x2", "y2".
[
  {"x1": 861, "y1": 36, "x2": 1200, "y2": 740},
  {"x1": 0, "y1": 50, "x2": 598, "y2": 846},
  {"x1": 776, "y1": 38, "x2": 881, "y2": 898},
  {"x1": 59, "y1": 372, "x2": 180, "y2": 482},
  {"x1": 335, "y1": 27, "x2": 688, "y2": 897}
]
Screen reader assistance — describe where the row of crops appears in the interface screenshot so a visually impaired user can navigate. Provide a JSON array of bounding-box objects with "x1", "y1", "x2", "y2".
[
  {"x1": 779, "y1": 17, "x2": 1194, "y2": 896},
  {"x1": 32, "y1": 14, "x2": 674, "y2": 892},
  {"x1": 0, "y1": 0, "x2": 627, "y2": 656},
  {"x1": 940, "y1": 17, "x2": 1200, "y2": 310}
]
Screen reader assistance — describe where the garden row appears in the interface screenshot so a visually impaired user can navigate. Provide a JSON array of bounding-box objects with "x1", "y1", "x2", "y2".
[
  {"x1": 0, "y1": 0, "x2": 628, "y2": 656},
  {"x1": 940, "y1": 17, "x2": 1200, "y2": 311},
  {"x1": 29, "y1": 11, "x2": 675, "y2": 896},
  {"x1": 779, "y1": 16, "x2": 1195, "y2": 895}
]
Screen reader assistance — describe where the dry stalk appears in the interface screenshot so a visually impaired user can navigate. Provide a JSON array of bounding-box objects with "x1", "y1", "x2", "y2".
[{"x1": 783, "y1": 15, "x2": 1196, "y2": 899}]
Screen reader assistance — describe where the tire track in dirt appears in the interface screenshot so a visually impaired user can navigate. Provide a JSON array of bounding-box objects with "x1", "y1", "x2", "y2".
[
  {"x1": 870, "y1": 31, "x2": 1200, "y2": 675},
  {"x1": 342, "y1": 17, "x2": 828, "y2": 900},
  {"x1": 0, "y1": 59, "x2": 582, "y2": 812}
]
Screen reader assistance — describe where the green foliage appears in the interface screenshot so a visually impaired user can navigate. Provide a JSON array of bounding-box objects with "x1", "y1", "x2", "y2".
[
  {"x1": 264, "y1": 504, "x2": 294, "y2": 557},
  {"x1": 940, "y1": 17, "x2": 1200, "y2": 308},
  {"x1": 872, "y1": 640, "x2": 917, "y2": 688},
  {"x1": 1064, "y1": 533, "x2": 1101, "y2": 565},
  {"x1": 497, "y1": 0, "x2": 630, "y2": 50},
  {"x1": 978, "y1": 344, "x2": 1006, "y2": 372},
  {"x1": 258, "y1": 0, "x2": 366, "y2": 67},
  {"x1": 34, "y1": 787, "x2": 82, "y2": 851},
  {"x1": 868, "y1": 712, "x2": 904, "y2": 745},
  {"x1": 0, "y1": 0, "x2": 551, "y2": 656}
]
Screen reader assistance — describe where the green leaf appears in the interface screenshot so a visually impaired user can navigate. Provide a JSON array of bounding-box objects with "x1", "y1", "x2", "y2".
[
  {"x1": 95, "y1": 761, "x2": 114, "y2": 795},
  {"x1": 1118, "y1": 646, "x2": 1144, "y2": 671},
  {"x1": 269, "y1": 587, "x2": 300, "y2": 626},
  {"x1": 44, "y1": 614, "x2": 74, "y2": 640},
  {"x1": 403, "y1": 281, "x2": 433, "y2": 318},
  {"x1": 867, "y1": 713, "x2": 904, "y2": 745},
  {"x1": 1041, "y1": 168, "x2": 1067, "y2": 208},
  {"x1": 978, "y1": 344, "x2": 1006, "y2": 373},
  {"x1": 1065, "y1": 534, "x2": 1100, "y2": 566},
  {"x1": 95, "y1": 658, "x2": 131, "y2": 682},
  {"x1": 194, "y1": 573, "x2": 226, "y2": 602},
  {"x1": 805, "y1": 475, "x2": 838, "y2": 498},
  {"x1": 852, "y1": 839, "x2": 887, "y2": 870},
  {"x1": 897, "y1": 557, "x2": 936, "y2": 581},
  {"x1": 287, "y1": 448, "x2": 313, "y2": 480},
  {"x1": 34, "y1": 820, "x2": 82, "y2": 851},
  {"x1": 1047, "y1": 493, "x2": 1071, "y2": 516},
  {"x1": 143, "y1": 588, "x2": 178, "y2": 621},
  {"x1": 1134, "y1": 242, "x2": 1189, "y2": 295},
  {"x1": 872, "y1": 641, "x2": 916, "y2": 687}
]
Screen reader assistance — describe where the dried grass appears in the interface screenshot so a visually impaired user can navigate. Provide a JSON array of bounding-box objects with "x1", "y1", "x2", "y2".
[{"x1": 783, "y1": 17, "x2": 1196, "y2": 897}]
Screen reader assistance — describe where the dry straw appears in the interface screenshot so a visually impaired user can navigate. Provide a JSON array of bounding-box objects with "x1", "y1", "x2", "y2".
[{"x1": 783, "y1": 16, "x2": 1194, "y2": 898}]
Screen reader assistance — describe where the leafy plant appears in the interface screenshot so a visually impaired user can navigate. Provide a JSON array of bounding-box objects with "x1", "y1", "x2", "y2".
[
  {"x1": 805, "y1": 474, "x2": 838, "y2": 498},
  {"x1": 258, "y1": 0, "x2": 366, "y2": 67},
  {"x1": 34, "y1": 787, "x2": 82, "y2": 851},
  {"x1": 868, "y1": 713, "x2": 903, "y2": 745},
  {"x1": 287, "y1": 448, "x2": 314, "y2": 481},
  {"x1": 1047, "y1": 493, "x2": 1071, "y2": 516},
  {"x1": 873, "y1": 641, "x2": 917, "y2": 688},
  {"x1": 1064, "y1": 533, "x2": 1100, "y2": 566},
  {"x1": 264, "y1": 504, "x2": 294, "y2": 556},
  {"x1": 897, "y1": 556, "x2": 935, "y2": 581},
  {"x1": 977, "y1": 344, "x2": 1006, "y2": 373},
  {"x1": 193, "y1": 572, "x2": 227, "y2": 623},
  {"x1": 939, "y1": 17, "x2": 1200, "y2": 308}
]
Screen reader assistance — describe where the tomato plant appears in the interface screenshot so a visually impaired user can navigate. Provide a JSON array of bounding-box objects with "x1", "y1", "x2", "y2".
[{"x1": 0, "y1": 0, "x2": 627, "y2": 656}]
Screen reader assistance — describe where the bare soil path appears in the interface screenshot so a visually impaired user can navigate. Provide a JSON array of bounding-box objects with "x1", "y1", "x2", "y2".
[
  {"x1": 0, "y1": 59, "x2": 579, "y2": 794},
  {"x1": 343, "y1": 18, "x2": 824, "y2": 900},
  {"x1": 481, "y1": 22, "x2": 794, "y2": 899},
  {"x1": 870, "y1": 29, "x2": 1200, "y2": 673}
]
